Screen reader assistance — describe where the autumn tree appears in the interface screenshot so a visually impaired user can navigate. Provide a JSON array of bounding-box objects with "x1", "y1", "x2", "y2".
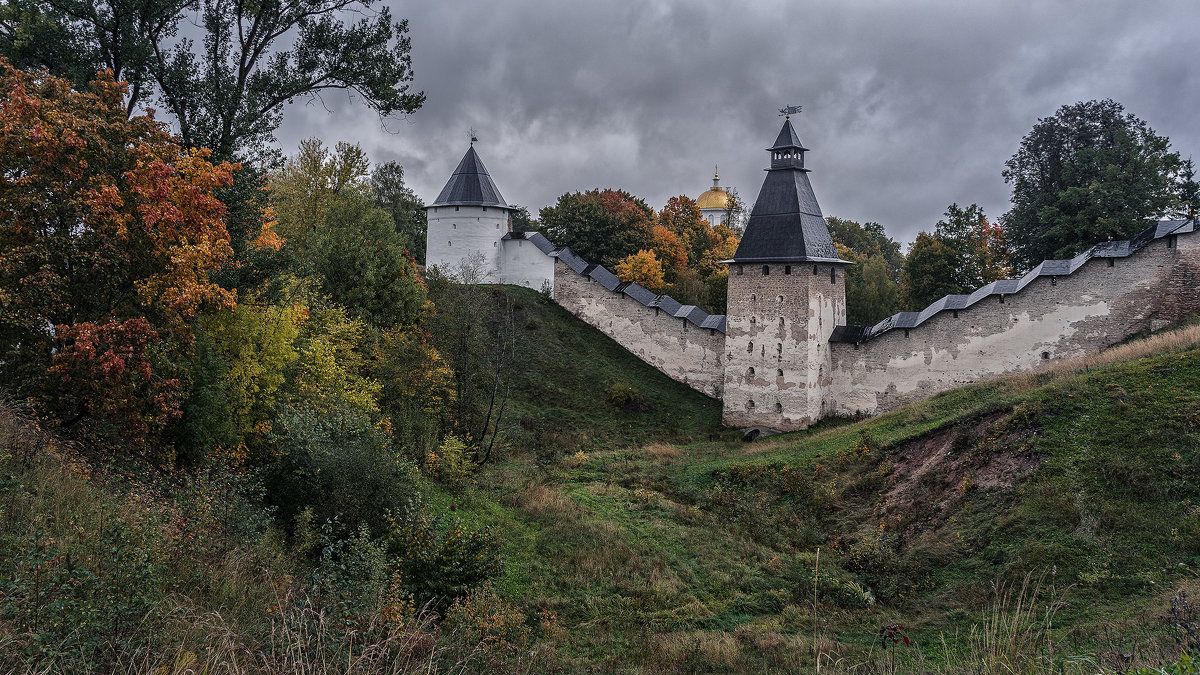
[
  {"x1": 613, "y1": 250, "x2": 667, "y2": 291},
  {"x1": 934, "y1": 203, "x2": 1011, "y2": 290},
  {"x1": 0, "y1": 60, "x2": 236, "y2": 446},
  {"x1": 1, "y1": 0, "x2": 425, "y2": 159},
  {"x1": 1002, "y1": 99, "x2": 1183, "y2": 270},
  {"x1": 539, "y1": 189, "x2": 656, "y2": 268}
]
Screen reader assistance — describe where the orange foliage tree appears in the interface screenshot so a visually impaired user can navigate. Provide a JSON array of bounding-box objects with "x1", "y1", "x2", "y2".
[
  {"x1": 613, "y1": 250, "x2": 666, "y2": 291},
  {"x1": 0, "y1": 59, "x2": 237, "y2": 447}
]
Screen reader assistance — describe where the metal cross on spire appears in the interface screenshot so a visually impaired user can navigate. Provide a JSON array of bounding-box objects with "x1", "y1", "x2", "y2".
[{"x1": 778, "y1": 105, "x2": 802, "y2": 119}]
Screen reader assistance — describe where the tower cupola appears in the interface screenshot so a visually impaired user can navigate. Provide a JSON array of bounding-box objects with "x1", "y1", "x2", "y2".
[{"x1": 730, "y1": 114, "x2": 847, "y2": 263}]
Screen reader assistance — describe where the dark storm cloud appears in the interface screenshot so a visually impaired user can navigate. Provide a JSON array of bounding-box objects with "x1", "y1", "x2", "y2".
[{"x1": 276, "y1": 0, "x2": 1200, "y2": 245}]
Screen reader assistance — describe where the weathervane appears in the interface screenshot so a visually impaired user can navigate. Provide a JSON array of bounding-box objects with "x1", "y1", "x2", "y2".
[
  {"x1": 778, "y1": 105, "x2": 802, "y2": 119},
  {"x1": 468, "y1": 127, "x2": 478, "y2": 145}
]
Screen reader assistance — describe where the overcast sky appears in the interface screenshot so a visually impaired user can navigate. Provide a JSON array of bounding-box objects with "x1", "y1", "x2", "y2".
[{"x1": 275, "y1": 0, "x2": 1200, "y2": 246}]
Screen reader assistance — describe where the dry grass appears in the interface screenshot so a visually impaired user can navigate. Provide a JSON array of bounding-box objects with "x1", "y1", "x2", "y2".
[
  {"x1": 511, "y1": 483, "x2": 580, "y2": 519},
  {"x1": 643, "y1": 442, "x2": 681, "y2": 463},
  {"x1": 1004, "y1": 322, "x2": 1200, "y2": 394}
]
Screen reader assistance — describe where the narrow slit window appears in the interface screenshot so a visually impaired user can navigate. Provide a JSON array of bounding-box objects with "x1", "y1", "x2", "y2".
[{"x1": 762, "y1": 265, "x2": 770, "y2": 276}]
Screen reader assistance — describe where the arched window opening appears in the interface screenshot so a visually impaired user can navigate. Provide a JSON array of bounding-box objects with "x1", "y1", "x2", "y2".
[
  {"x1": 747, "y1": 341, "x2": 753, "y2": 353},
  {"x1": 748, "y1": 399, "x2": 756, "y2": 409},
  {"x1": 777, "y1": 368, "x2": 784, "y2": 377},
  {"x1": 812, "y1": 265, "x2": 818, "y2": 275},
  {"x1": 775, "y1": 402, "x2": 783, "y2": 413},
  {"x1": 748, "y1": 367, "x2": 755, "y2": 376},
  {"x1": 762, "y1": 265, "x2": 770, "y2": 276},
  {"x1": 785, "y1": 265, "x2": 792, "y2": 275},
  {"x1": 779, "y1": 317, "x2": 785, "y2": 327}
]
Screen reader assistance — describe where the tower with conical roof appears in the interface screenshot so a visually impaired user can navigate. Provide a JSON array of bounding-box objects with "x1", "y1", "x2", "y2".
[
  {"x1": 722, "y1": 114, "x2": 849, "y2": 430},
  {"x1": 425, "y1": 143, "x2": 514, "y2": 281}
]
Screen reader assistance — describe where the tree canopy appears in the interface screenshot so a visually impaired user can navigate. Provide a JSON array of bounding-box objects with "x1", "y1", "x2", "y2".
[
  {"x1": 0, "y1": 0, "x2": 425, "y2": 159},
  {"x1": 539, "y1": 189, "x2": 656, "y2": 268},
  {"x1": 1001, "y1": 99, "x2": 1182, "y2": 270}
]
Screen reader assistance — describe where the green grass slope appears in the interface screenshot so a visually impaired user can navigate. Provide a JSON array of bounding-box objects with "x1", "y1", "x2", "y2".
[
  {"x1": 470, "y1": 285, "x2": 724, "y2": 448},
  {"x1": 454, "y1": 319, "x2": 1200, "y2": 673}
]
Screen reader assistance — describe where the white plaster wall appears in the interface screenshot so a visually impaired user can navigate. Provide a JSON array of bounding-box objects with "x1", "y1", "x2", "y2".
[
  {"x1": 499, "y1": 238, "x2": 555, "y2": 292},
  {"x1": 700, "y1": 207, "x2": 725, "y2": 227},
  {"x1": 722, "y1": 263, "x2": 845, "y2": 430},
  {"x1": 828, "y1": 231, "x2": 1200, "y2": 416},
  {"x1": 425, "y1": 205, "x2": 509, "y2": 280},
  {"x1": 552, "y1": 260, "x2": 725, "y2": 398}
]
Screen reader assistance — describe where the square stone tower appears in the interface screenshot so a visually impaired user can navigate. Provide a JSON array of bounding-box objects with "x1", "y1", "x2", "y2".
[{"x1": 723, "y1": 116, "x2": 849, "y2": 430}]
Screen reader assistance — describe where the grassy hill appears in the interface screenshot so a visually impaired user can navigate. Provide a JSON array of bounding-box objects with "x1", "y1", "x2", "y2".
[
  {"x1": 4, "y1": 285, "x2": 1200, "y2": 673},
  {"x1": 446, "y1": 313, "x2": 1200, "y2": 673}
]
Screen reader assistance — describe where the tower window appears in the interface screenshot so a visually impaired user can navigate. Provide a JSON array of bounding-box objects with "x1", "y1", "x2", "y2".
[
  {"x1": 496, "y1": 223, "x2": 500, "y2": 229},
  {"x1": 482, "y1": 207, "x2": 487, "y2": 211},
  {"x1": 747, "y1": 341, "x2": 753, "y2": 353},
  {"x1": 813, "y1": 265, "x2": 818, "y2": 275},
  {"x1": 455, "y1": 206, "x2": 460, "y2": 211},
  {"x1": 751, "y1": 294, "x2": 756, "y2": 302},
  {"x1": 736, "y1": 265, "x2": 744, "y2": 276},
  {"x1": 762, "y1": 265, "x2": 770, "y2": 276},
  {"x1": 453, "y1": 223, "x2": 456, "y2": 229},
  {"x1": 777, "y1": 295, "x2": 784, "y2": 302},
  {"x1": 777, "y1": 343, "x2": 782, "y2": 354},
  {"x1": 785, "y1": 265, "x2": 792, "y2": 275},
  {"x1": 775, "y1": 402, "x2": 783, "y2": 413},
  {"x1": 448, "y1": 241, "x2": 452, "y2": 246},
  {"x1": 1107, "y1": 258, "x2": 1115, "y2": 267},
  {"x1": 777, "y1": 368, "x2": 783, "y2": 377},
  {"x1": 748, "y1": 367, "x2": 755, "y2": 376},
  {"x1": 748, "y1": 399, "x2": 756, "y2": 409},
  {"x1": 750, "y1": 316, "x2": 756, "y2": 326},
  {"x1": 779, "y1": 317, "x2": 785, "y2": 327},
  {"x1": 831, "y1": 268, "x2": 836, "y2": 283}
]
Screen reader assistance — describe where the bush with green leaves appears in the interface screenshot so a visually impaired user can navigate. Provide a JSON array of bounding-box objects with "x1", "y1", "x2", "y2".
[{"x1": 265, "y1": 404, "x2": 419, "y2": 539}]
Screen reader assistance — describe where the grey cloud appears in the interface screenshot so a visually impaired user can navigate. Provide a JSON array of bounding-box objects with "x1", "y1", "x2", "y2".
[{"x1": 276, "y1": 0, "x2": 1200, "y2": 245}]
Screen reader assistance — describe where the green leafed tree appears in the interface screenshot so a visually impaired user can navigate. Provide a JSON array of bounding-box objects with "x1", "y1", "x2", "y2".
[
  {"x1": 899, "y1": 232, "x2": 963, "y2": 311},
  {"x1": 1001, "y1": 99, "x2": 1182, "y2": 270},
  {"x1": 371, "y1": 160, "x2": 427, "y2": 262},
  {"x1": 828, "y1": 217, "x2": 902, "y2": 324},
  {"x1": 539, "y1": 189, "x2": 656, "y2": 268},
  {"x1": 1, "y1": 0, "x2": 425, "y2": 159}
]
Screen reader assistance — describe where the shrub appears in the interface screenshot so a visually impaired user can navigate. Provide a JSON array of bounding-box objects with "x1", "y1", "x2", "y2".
[
  {"x1": 387, "y1": 501, "x2": 503, "y2": 610},
  {"x1": 425, "y1": 434, "x2": 475, "y2": 488},
  {"x1": 607, "y1": 381, "x2": 645, "y2": 408},
  {"x1": 265, "y1": 404, "x2": 419, "y2": 539}
]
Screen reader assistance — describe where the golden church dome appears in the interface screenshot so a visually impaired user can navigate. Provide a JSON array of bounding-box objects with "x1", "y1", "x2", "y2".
[{"x1": 696, "y1": 166, "x2": 730, "y2": 210}]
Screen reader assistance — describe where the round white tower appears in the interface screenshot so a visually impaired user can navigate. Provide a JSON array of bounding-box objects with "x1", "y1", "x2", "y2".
[{"x1": 425, "y1": 144, "x2": 513, "y2": 281}]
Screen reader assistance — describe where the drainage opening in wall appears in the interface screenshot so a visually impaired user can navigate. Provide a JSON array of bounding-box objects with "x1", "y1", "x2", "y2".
[{"x1": 1042, "y1": 351, "x2": 1050, "y2": 360}]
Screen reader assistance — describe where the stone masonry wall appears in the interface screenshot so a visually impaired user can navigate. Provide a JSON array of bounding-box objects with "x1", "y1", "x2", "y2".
[
  {"x1": 723, "y1": 263, "x2": 845, "y2": 430},
  {"x1": 552, "y1": 259, "x2": 726, "y2": 398},
  {"x1": 828, "y1": 231, "x2": 1200, "y2": 416}
]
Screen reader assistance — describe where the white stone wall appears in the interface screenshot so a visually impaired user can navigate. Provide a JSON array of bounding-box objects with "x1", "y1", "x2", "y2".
[
  {"x1": 552, "y1": 260, "x2": 726, "y2": 398},
  {"x1": 723, "y1": 262, "x2": 846, "y2": 430},
  {"x1": 499, "y1": 237, "x2": 555, "y2": 293},
  {"x1": 828, "y1": 231, "x2": 1200, "y2": 416},
  {"x1": 425, "y1": 205, "x2": 510, "y2": 280}
]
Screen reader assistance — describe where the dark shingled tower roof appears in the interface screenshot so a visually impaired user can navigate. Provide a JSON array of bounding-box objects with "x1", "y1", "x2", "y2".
[
  {"x1": 730, "y1": 118, "x2": 846, "y2": 263},
  {"x1": 430, "y1": 145, "x2": 509, "y2": 208}
]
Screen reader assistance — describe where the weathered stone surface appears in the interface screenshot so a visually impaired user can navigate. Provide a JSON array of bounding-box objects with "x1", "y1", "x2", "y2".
[
  {"x1": 722, "y1": 262, "x2": 846, "y2": 430},
  {"x1": 828, "y1": 232, "x2": 1200, "y2": 416},
  {"x1": 552, "y1": 260, "x2": 726, "y2": 398}
]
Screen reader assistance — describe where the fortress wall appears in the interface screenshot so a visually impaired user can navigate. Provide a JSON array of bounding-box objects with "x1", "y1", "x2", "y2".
[
  {"x1": 828, "y1": 231, "x2": 1200, "y2": 416},
  {"x1": 552, "y1": 259, "x2": 726, "y2": 398},
  {"x1": 499, "y1": 237, "x2": 555, "y2": 292}
]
